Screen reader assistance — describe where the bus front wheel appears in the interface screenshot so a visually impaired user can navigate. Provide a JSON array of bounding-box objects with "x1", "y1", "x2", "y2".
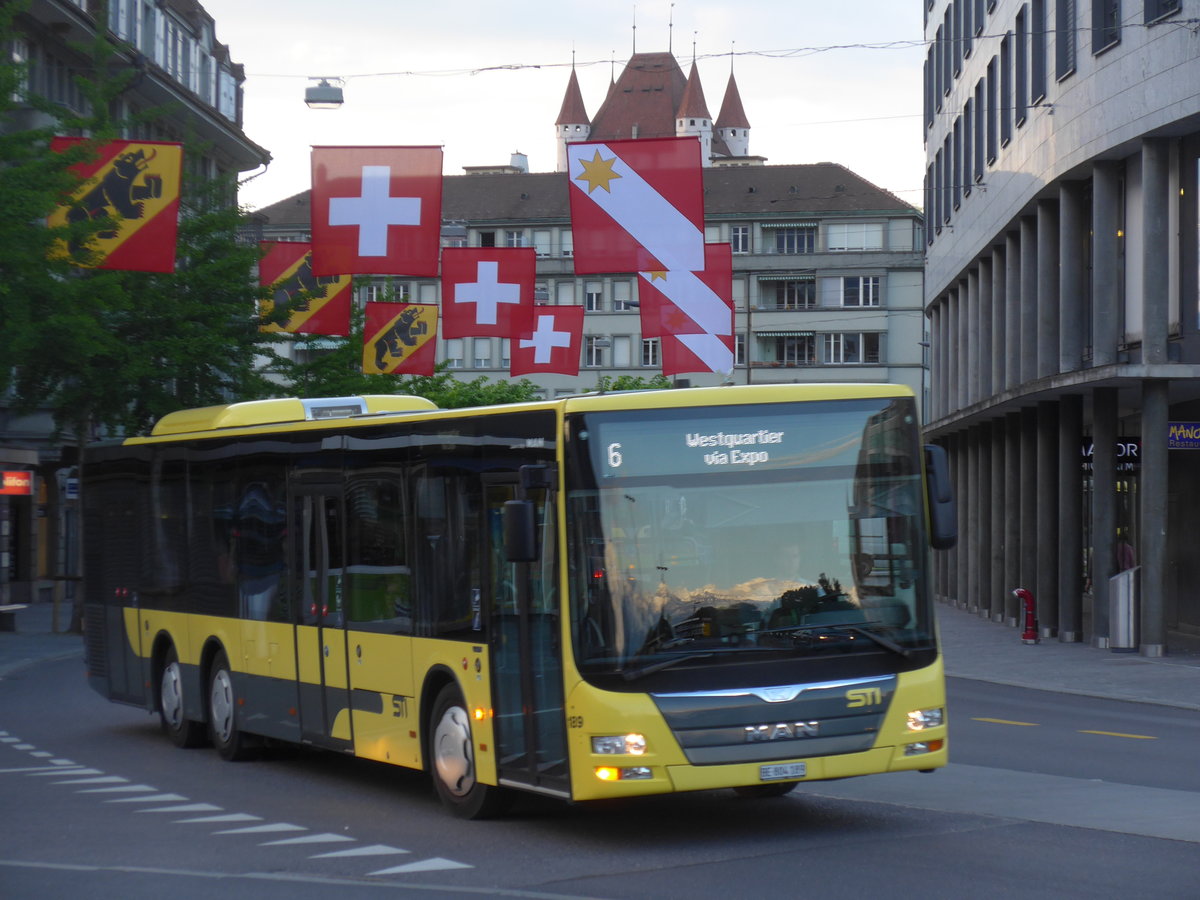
[
  {"x1": 429, "y1": 684, "x2": 509, "y2": 819},
  {"x1": 159, "y1": 647, "x2": 205, "y2": 748},
  {"x1": 208, "y1": 649, "x2": 255, "y2": 761}
]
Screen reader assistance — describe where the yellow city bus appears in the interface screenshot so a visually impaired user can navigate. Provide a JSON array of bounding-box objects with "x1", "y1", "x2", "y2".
[{"x1": 82, "y1": 384, "x2": 955, "y2": 817}]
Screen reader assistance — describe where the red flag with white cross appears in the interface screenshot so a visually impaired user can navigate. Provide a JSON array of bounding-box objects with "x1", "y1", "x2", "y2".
[
  {"x1": 566, "y1": 136, "x2": 705, "y2": 275},
  {"x1": 637, "y1": 243, "x2": 734, "y2": 375},
  {"x1": 310, "y1": 146, "x2": 442, "y2": 277},
  {"x1": 509, "y1": 306, "x2": 584, "y2": 376},
  {"x1": 440, "y1": 247, "x2": 536, "y2": 339}
]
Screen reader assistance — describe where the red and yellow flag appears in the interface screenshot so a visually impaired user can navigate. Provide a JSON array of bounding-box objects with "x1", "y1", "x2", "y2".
[
  {"x1": 258, "y1": 242, "x2": 352, "y2": 336},
  {"x1": 363, "y1": 302, "x2": 438, "y2": 375},
  {"x1": 48, "y1": 138, "x2": 183, "y2": 273}
]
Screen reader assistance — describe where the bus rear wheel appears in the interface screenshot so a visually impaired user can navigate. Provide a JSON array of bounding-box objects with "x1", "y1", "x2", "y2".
[
  {"x1": 429, "y1": 684, "x2": 510, "y2": 819},
  {"x1": 208, "y1": 649, "x2": 255, "y2": 761},
  {"x1": 159, "y1": 647, "x2": 205, "y2": 748}
]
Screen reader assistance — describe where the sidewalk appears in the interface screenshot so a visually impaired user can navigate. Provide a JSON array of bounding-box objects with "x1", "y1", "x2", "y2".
[{"x1": 3, "y1": 599, "x2": 1199, "y2": 711}]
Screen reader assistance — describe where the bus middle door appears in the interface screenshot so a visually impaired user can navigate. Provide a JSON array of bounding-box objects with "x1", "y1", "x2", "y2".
[
  {"x1": 292, "y1": 487, "x2": 353, "y2": 752},
  {"x1": 485, "y1": 476, "x2": 568, "y2": 798}
]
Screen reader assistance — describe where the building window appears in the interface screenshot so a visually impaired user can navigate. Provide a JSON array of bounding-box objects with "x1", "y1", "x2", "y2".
[
  {"x1": 613, "y1": 281, "x2": 633, "y2": 311},
  {"x1": 1000, "y1": 32, "x2": 1013, "y2": 146},
  {"x1": 444, "y1": 338, "x2": 464, "y2": 368},
  {"x1": 613, "y1": 335, "x2": 631, "y2": 367},
  {"x1": 1015, "y1": 6, "x2": 1028, "y2": 126},
  {"x1": 1030, "y1": 0, "x2": 1047, "y2": 103},
  {"x1": 777, "y1": 335, "x2": 816, "y2": 366},
  {"x1": 774, "y1": 226, "x2": 816, "y2": 254},
  {"x1": 1056, "y1": 0, "x2": 1077, "y2": 79},
  {"x1": 735, "y1": 333, "x2": 746, "y2": 366},
  {"x1": 473, "y1": 338, "x2": 491, "y2": 369},
  {"x1": 561, "y1": 229, "x2": 573, "y2": 257},
  {"x1": 769, "y1": 280, "x2": 816, "y2": 310},
  {"x1": 731, "y1": 225, "x2": 751, "y2": 253},
  {"x1": 824, "y1": 333, "x2": 882, "y2": 365},
  {"x1": 1092, "y1": 0, "x2": 1120, "y2": 53},
  {"x1": 584, "y1": 336, "x2": 607, "y2": 368},
  {"x1": 986, "y1": 58, "x2": 998, "y2": 163},
  {"x1": 952, "y1": 116, "x2": 962, "y2": 210},
  {"x1": 505, "y1": 230, "x2": 525, "y2": 248},
  {"x1": 842, "y1": 276, "x2": 881, "y2": 307},
  {"x1": 641, "y1": 338, "x2": 660, "y2": 367},
  {"x1": 477, "y1": 230, "x2": 496, "y2": 248},
  {"x1": 585, "y1": 281, "x2": 603, "y2": 312},
  {"x1": 826, "y1": 223, "x2": 884, "y2": 251},
  {"x1": 1146, "y1": 0, "x2": 1181, "y2": 23},
  {"x1": 533, "y1": 230, "x2": 551, "y2": 257},
  {"x1": 556, "y1": 281, "x2": 575, "y2": 305}
]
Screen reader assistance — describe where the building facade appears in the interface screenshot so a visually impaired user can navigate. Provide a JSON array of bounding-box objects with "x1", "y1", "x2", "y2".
[
  {"x1": 0, "y1": 0, "x2": 268, "y2": 606},
  {"x1": 923, "y1": 0, "x2": 1200, "y2": 654}
]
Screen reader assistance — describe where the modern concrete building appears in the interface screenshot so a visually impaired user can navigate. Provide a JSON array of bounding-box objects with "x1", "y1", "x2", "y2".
[
  {"x1": 258, "y1": 51, "x2": 927, "y2": 402},
  {"x1": 0, "y1": 0, "x2": 268, "y2": 607},
  {"x1": 922, "y1": 0, "x2": 1200, "y2": 654}
]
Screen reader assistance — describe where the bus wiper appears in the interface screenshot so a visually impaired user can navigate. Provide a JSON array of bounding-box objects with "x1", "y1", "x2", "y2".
[
  {"x1": 620, "y1": 651, "x2": 716, "y2": 681},
  {"x1": 760, "y1": 620, "x2": 911, "y2": 658}
]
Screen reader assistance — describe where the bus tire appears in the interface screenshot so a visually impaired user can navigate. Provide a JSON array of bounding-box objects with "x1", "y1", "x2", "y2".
[
  {"x1": 208, "y1": 649, "x2": 255, "y2": 762},
  {"x1": 429, "y1": 684, "x2": 509, "y2": 819},
  {"x1": 159, "y1": 646, "x2": 205, "y2": 748},
  {"x1": 733, "y1": 781, "x2": 799, "y2": 799}
]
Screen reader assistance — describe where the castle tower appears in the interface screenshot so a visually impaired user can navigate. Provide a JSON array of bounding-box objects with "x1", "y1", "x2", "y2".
[
  {"x1": 715, "y1": 70, "x2": 751, "y2": 158},
  {"x1": 555, "y1": 67, "x2": 591, "y2": 172},
  {"x1": 675, "y1": 61, "x2": 713, "y2": 164}
]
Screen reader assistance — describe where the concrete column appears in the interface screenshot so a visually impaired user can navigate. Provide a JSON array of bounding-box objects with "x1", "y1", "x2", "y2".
[
  {"x1": 966, "y1": 427, "x2": 981, "y2": 612},
  {"x1": 947, "y1": 290, "x2": 960, "y2": 415},
  {"x1": 1091, "y1": 387, "x2": 1119, "y2": 647},
  {"x1": 1037, "y1": 199, "x2": 1060, "y2": 379},
  {"x1": 977, "y1": 421, "x2": 993, "y2": 616},
  {"x1": 978, "y1": 256, "x2": 994, "y2": 399},
  {"x1": 1005, "y1": 231, "x2": 1022, "y2": 390},
  {"x1": 1020, "y1": 406, "x2": 1039, "y2": 614},
  {"x1": 1142, "y1": 139, "x2": 1170, "y2": 365},
  {"x1": 990, "y1": 419, "x2": 1007, "y2": 622},
  {"x1": 991, "y1": 245, "x2": 1007, "y2": 395},
  {"x1": 1092, "y1": 160, "x2": 1121, "y2": 366},
  {"x1": 1059, "y1": 181, "x2": 1086, "y2": 373},
  {"x1": 1019, "y1": 216, "x2": 1039, "y2": 385},
  {"x1": 1005, "y1": 411, "x2": 1023, "y2": 624},
  {"x1": 956, "y1": 431, "x2": 969, "y2": 608},
  {"x1": 930, "y1": 303, "x2": 942, "y2": 420},
  {"x1": 1140, "y1": 380, "x2": 1169, "y2": 655},
  {"x1": 1036, "y1": 401, "x2": 1060, "y2": 637},
  {"x1": 966, "y1": 268, "x2": 981, "y2": 406},
  {"x1": 1057, "y1": 394, "x2": 1084, "y2": 641},
  {"x1": 958, "y1": 280, "x2": 970, "y2": 410},
  {"x1": 940, "y1": 297, "x2": 951, "y2": 419}
]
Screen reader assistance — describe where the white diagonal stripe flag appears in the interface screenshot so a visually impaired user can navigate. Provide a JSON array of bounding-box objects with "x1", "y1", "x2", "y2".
[{"x1": 568, "y1": 142, "x2": 704, "y2": 273}]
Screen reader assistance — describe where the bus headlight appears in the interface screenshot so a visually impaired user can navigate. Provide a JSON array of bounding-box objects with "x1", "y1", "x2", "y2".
[
  {"x1": 591, "y1": 733, "x2": 647, "y2": 755},
  {"x1": 595, "y1": 766, "x2": 653, "y2": 781},
  {"x1": 906, "y1": 707, "x2": 944, "y2": 731}
]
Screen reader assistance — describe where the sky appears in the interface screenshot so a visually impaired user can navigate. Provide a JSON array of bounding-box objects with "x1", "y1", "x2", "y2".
[{"x1": 197, "y1": 1, "x2": 927, "y2": 213}]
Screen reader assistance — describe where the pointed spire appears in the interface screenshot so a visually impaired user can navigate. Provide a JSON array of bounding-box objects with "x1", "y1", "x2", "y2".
[
  {"x1": 676, "y1": 60, "x2": 711, "y2": 120},
  {"x1": 716, "y1": 70, "x2": 750, "y2": 130},
  {"x1": 555, "y1": 67, "x2": 590, "y2": 126}
]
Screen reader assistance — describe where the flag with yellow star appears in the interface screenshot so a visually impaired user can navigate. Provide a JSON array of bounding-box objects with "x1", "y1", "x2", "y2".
[
  {"x1": 636, "y1": 243, "x2": 734, "y2": 376},
  {"x1": 566, "y1": 137, "x2": 705, "y2": 275}
]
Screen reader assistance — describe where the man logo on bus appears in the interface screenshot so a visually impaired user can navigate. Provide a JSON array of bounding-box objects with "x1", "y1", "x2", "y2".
[{"x1": 744, "y1": 721, "x2": 820, "y2": 742}]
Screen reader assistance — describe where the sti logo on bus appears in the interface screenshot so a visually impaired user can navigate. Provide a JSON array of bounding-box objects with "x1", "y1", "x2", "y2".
[
  {"x1": 846, "y1": 687, "x2": 884, "y2": 708},
  {"x1": 745, "y1": 721, "x2": 820, "y2": 742}
]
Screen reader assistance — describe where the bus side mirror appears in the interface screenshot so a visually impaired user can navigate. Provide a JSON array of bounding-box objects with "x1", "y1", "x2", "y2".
[
  {"x1": 504, "y1": 500, "x2": 538, "y2": 562},
  {"x1": 924, "y1": 444, "x2": 957, "y2": 550}
]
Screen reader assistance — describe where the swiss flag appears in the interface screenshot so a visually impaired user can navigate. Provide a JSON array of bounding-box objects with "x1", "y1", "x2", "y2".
[
  {"x1": 310, "y1": 146, "x2": 442, "y2": 277},
  {"x1": 440, "y1": 248, "x2": 535, "y2": 339},
  {"x1": 509, "y1": 306, "x2": 584, "y2": 376},
  {"x1": 637, "y1": 243, "x2": 734, "y2": 375},
  {"x1": 566, "y1": 137, "x2": 705, "y2": 275}
]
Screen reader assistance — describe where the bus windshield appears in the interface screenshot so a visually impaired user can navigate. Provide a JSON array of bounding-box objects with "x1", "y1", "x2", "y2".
[{"x1": 566, "y1": 397, "x2": 933, "y2": 679}]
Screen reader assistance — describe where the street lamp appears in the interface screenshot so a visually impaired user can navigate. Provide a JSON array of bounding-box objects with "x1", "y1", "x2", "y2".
[{"x1": 304, "y1": 78, "x2": 344, "y2": 109}]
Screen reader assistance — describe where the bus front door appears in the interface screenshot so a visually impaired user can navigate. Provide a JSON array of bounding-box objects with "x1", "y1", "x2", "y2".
[
  {"x1": 291, "y1": 488, "x2": 353, "y2": 752},
  {"x1": 485, "y1": 480, "x2": 569, "y2": 798}
]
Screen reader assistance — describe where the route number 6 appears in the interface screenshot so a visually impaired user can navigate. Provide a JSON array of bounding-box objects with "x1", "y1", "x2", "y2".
[{"x1": 607, "y1": 442, "x2": 623, "y2": 468}]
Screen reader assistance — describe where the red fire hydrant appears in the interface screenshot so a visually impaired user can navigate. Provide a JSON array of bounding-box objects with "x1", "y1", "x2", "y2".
[{"x1": 1012, "y1": 588, "x2": 1039, "y2": 644}]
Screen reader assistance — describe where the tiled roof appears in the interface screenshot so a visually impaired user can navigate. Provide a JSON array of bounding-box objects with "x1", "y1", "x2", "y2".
[
  {"x1": 254, "y1": 163, "x2": 917, "y2": 228},
  {"x1": 715, "y1": 72, "x2": 750, "y2": 130},
  {"x1": 676, "y1": 62, "x2": 712, "y2": 119},
  {"x1": 588, "y1": 52, "x2": 688, "y2": 142},
  {"x1": 555, "y1": 69, "x2": 590, "y2": 126}
]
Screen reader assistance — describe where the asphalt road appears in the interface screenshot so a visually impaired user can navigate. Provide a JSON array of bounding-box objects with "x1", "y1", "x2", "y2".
[{"x1": 1, "y1": 657, "x2": 1197, "y2": 899}]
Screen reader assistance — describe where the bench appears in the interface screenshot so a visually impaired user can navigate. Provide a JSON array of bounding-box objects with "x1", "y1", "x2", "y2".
[{"x1": 0, "y1": 604, "x2": 28, "y2": 632}]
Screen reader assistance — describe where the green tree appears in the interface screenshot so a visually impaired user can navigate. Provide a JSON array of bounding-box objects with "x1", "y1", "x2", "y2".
[{"x1": 587, "y1": 374, "x2": 674, "y2": 392}]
